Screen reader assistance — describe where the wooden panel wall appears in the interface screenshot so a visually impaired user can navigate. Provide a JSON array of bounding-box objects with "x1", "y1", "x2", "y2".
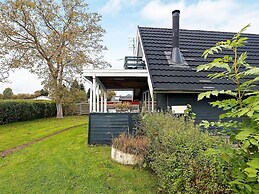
[
  {"x1": 156, "y1": 93, "x2": 225, "y2": 123},
  {"x1": 88, "y1": 113, "x2": 139, "y2": 145}
]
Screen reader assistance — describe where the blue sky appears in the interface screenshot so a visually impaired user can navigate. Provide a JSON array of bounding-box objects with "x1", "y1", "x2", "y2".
[{"x1": 1, "y1": 0, "x2": 259, "y2": 94}]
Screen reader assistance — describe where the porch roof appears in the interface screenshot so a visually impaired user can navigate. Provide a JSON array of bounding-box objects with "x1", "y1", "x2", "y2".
[{"x1": 84, "y1": 69, "x2": 149, "y2": 91}]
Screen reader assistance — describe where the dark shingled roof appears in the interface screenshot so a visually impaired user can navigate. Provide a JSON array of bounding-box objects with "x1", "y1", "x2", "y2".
[{"x1": 138, "y1": 26, "x2": 259, "y2": 91}]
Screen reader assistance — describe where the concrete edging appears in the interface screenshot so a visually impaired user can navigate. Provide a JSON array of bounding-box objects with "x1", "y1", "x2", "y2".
[{"x1": 111, "y1": 146, "x2": 144, "y2": 165}]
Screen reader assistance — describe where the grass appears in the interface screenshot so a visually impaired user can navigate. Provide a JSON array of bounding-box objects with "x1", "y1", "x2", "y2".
[
  {"x1": 0, "y1": 116, "x2": 157, "y2": 193},
  {"x1": 0, "y1": 116, "x2": 87, "y2": 151}
]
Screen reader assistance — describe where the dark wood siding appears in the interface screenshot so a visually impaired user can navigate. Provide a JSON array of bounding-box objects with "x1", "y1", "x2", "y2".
[
  {"x1": 156, "y1": 93, "x2": 225, "y2": 123},
  {"x1": 88, "y1": 113, "x2": 139, "y2": 145}
]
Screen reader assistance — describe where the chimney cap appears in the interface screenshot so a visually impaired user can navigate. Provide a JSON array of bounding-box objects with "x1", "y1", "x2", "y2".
[{"x1": 172, "y1": 10, "x2": 180, "y2": 14}]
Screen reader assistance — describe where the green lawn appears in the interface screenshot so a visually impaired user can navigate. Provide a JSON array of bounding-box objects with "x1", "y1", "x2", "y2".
[
  {"x1": 0, "y1": 116, "x2": 87, "y2": 151},
  {"x1": 0, "y1": 116, "x2": 157, "y2": 193}
]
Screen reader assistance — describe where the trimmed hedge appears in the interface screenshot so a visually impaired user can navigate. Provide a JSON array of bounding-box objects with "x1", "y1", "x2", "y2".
[{"x1": 0, "y1": 100, "x2": 56, "y2": 124}]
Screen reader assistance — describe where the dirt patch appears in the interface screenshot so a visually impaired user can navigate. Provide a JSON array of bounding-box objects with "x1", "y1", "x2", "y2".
[{"x1": 0, "y1": 124, "x2": 86, "y2": 158}]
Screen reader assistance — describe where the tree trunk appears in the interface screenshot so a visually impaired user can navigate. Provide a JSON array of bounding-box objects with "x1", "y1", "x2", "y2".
[{"x1": 56, "y1": 102, "x2": 63, "y2": 118}]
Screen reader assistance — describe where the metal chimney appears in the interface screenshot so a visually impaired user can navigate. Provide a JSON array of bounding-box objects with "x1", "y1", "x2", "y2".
[{"x1": 171, "y1": 10, "x2": 186, "y2": 65}]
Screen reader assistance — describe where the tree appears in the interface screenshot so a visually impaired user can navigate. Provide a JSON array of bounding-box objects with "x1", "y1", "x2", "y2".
[
  {"x1": 14, "y1": 93, "x2": 32, "y2": 99},
  {"x1": 107, "y1": 90, "x2": 116, "y2": 101},
  {"x1": 0, "y1": 65, "x2": 9, "y2": 83},
  {"x1": 40, "y1": 89, "x2": 48, "y2": 96},
  {"x1": 86, "y1": 88, "x2": 90, "y2": 100},
  {"x1": 70, "y1": 79, "x2": 80, "y2": 91},
  {"x1": 33, "y1": 90, "x2": 41, "y2": 98},
  {"x1": 79, "y1": 83, "x2": 85, "y2": 92},
  {"x1": 197, "y1": 25, "x2": 259, "y2": 193},
  {"x1": 69, "y1": 79, "x2": 86, "y2": 102},
  {"x1": 3, "y1": 87, "x2": 13, "y2": 99},
  {"x1": 0, "y1": 0, "x2": 109, "y2": 118}
]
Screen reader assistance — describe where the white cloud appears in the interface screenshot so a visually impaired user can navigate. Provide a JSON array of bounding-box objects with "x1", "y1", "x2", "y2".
[
  {"x1": 100, "y1": 0, "x2": 137, "y2": 14},
  {"x1": 140, "y1": 0, "x2": 259, "y2": 33},
  {"x1": 0, "y1": 69, "x2": 43, "y2": 94}
]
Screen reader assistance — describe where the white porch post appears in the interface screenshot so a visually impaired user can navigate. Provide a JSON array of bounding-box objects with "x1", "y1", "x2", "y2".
[
  {"x1": 101, "y1": 91, "x2": 104, "y2": 113},
  {"x1": 142, "y1": 92, "x2": 145, "y2": 111},
  {"x1": 148, "y1": 91, "x2": 150, "y2": 112},
  {"x1": 143, "y1": 91, "x2": 147, "y2": 112},
  {"x1": 89, "y1": 84, "x2": 93, "y2": 113},
  {"x1": 92, "y1": 75, "x2": 96, "y2": 112},
  {"x1": 145, "y1": 92, "x2": 148, "y2": 111},
  {"x1": 104, "y1": 91, "x2": 107, "y2": 113},
  {"x1": 96, "y1": 84, "x2": 100, "y2": 112},
  {"x1": 151, "y1": 92, "x2": 154, "y2": 112}
]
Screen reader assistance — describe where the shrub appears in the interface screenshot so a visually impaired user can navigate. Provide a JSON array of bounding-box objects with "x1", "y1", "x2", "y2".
[
  {"x1": 0, "y1": 100, "x2": 56, "y2": 124},
  {"x1": 141, "y1": 112, "x2": 232, "y2": 193},
  {"x1": 114, "y1": 102, "x2": 130, "y2": 112}
]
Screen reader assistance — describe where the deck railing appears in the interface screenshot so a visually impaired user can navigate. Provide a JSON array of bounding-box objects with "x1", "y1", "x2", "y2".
[{"x1": 124, "y1": 56, "x2": 146, "y2": 69}]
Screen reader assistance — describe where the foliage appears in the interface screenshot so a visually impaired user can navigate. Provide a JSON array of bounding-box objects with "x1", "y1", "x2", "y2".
[
  {"x1": 107, "y1": 90, "x2": 116, "y2": 101},
  {"x1": 0, "y1": 0, "x2": 109, "y2": 118},
  {"x1": 13, "y1": 93, "x2": 34, "y2": 99},
  {"x1": 0, "y1": 115, "x2": 87, "y2": 152},
  {"x1": 112, "y1": 133, "x2": 148, "y2": 156},
  {"x1": 0, "y1": 88, "x2": 49, "y2": 100},
  {"x1": 61, "y1": 82, "x2": 87, "y2": 115},
  {"x1": 141, "y1": 112, "x2": 231, "y2": 193},
  {"x1": 0, "y1": 120, "x2": 156, "y2": 193},
  {"x1": 3, "y1": 88, "x2": 13, "y2": 99},
  {"x1": 197, "y1": 24, "x2": 259, "y2": 193},
  {"x1": 0, "y1": 63, "x2": 9, "y2": 82},
  {"x1": 79, "y1": 83, "x2": 85, "y2": 91},
  {"x1": 86, "y1": 88, "x2": 90, "y2": 99},
  {"x1": 114, "y1": 102, "x2": 130, "y2": 111},
  {"x1": 0, "y1": 100, "x2": 56, "y2": 124},
  {"x1": 34, "y1": 89, "x2": 49, "y2": 97},
  {"x1": 69, "y1": 80, "x2": 87, "y2": 103}
]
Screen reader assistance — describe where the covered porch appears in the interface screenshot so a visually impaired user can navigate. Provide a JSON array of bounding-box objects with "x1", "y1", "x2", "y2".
[
  {"x1": 84, "y1": 57, "x2": 155, "y2": 144},
  {"x1": 84, "y1": 69, "x2": 155, "y2": 113}
]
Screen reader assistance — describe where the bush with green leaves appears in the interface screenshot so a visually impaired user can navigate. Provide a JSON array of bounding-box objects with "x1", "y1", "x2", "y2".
[
  {"x1": 141, "y1": 113, "x2": 231, "y2": 193},
  {"x1": 197, "y1": 24, "x2": 259, "y2": 193},
  {"x1": 0, "y1": 100, "x2": 56, "y2": 124}
]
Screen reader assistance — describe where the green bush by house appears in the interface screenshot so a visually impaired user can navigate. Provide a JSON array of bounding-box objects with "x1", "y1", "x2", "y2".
[
  {"x1": 141, "y1": 113, "x2": 232, "y2": 193},
  {"x1": 0, "y1": 100, "x2": 56, "y2": 124}
]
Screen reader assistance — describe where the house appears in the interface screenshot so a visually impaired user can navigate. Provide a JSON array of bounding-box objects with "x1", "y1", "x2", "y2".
[
  {"x1": 111, "y1": 94, "x2": 133, "y2": 102},
  {"x1": 33, "y1": 95, "x2": 52, "y2": 101},
  {"x1": 84, "y1": 10, "x2": 259, "y2": 144}
]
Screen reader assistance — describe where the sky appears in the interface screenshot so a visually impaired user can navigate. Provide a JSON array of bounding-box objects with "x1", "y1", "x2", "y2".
[{"x1": 1, "y1": 0, "x2": 259, "y2": 94}]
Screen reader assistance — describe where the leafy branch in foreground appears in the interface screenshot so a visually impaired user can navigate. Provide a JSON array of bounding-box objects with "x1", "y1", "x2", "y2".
[{"x1": 197, "y1": 24, "x2": 259, "y2": 193}]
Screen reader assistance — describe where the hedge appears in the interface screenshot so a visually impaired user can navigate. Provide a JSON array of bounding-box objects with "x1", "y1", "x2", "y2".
[{"x1": 0, "y1": 100, "x2": 56, "y2": 124}]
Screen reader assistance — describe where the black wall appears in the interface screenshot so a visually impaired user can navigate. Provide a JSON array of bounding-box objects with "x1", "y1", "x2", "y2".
[
  {"x1": 88, "y1": 113, "x2": 139, "y2": 145},
  {"x1": 156, "y1": 93, "x2": 225, "y2": 123}
]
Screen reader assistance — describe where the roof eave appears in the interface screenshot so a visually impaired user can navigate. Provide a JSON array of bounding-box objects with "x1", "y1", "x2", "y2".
[{"x1": 153, "y1": 88, "x2": 229, "y2": 93}]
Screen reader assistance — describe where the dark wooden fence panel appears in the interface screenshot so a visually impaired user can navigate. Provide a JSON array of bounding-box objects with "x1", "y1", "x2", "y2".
[{"x1": 88, "y1": 113, "x2": 139, "y2": 145}]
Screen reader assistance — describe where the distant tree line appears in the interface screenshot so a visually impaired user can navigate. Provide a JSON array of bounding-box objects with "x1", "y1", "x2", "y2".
[
  {"x1": 0, "y1": 79, "x2": 88, "y2": 103},
  {"x1": 0, "y1": 88, "x2": 48, "y2": 100}
]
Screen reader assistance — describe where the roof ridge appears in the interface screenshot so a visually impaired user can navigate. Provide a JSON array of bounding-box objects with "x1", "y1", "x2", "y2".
[{"x1": 138, "y1": 26, "x2": 259, "y2": 36}]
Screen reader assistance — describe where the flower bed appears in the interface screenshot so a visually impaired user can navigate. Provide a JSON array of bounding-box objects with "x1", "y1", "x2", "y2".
[{"x1": 111, "y1": 134, "x2": 148, "y2": 165}]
